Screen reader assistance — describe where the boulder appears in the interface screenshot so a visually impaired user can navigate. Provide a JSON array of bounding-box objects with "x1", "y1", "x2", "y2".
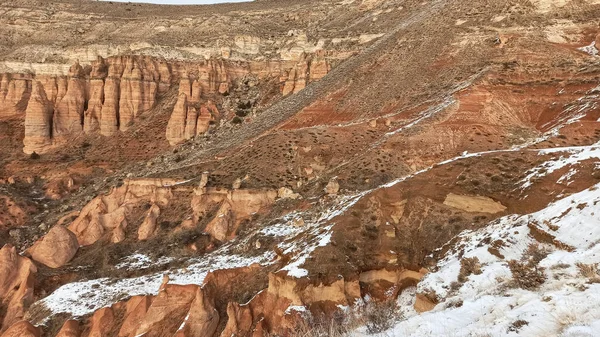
[{"x1": 28, "y1": 226, "x2": 79, "y2": 268}]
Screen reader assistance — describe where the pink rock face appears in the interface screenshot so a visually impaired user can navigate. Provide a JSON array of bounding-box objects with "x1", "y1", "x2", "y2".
[
  {"x1": 22, "y1": 81, "x2": 53, "y2": 154},
  {"x1": 0, "y1": 73, "x2": 31, "y2": 116},
  {"x1": 166, "y1": 76, "x2": 219, "y2": 145},
  {"x1": 138, "y1": 204, "x2": 161, "y2": 241},
  {"x1": 27, "y1": 226, "x2": 79, "y2": 269},
  {"x1": 119, "y1": 58, "x2": 158, "y2": 131},
  {"x1": 0, "y1": 321, "x2": 40, "y2": 337},
  {"x1": 53, "y1": 63, "x2": 86, "y2": 140},
  {"x1": 0, "y1": 246, "x2": 37, "y2": 332},
  {"x1": 165, "y1": 93, "x2": 189, "y2": 145},
  {"x1": 55, "y1": 320, "x2": 80, "y2": 337},
  {"x1": 192, "y1": 188, "x2": 278, "y2": 241},
  {"x1": 68, "y1": 179, "x2": 174, "y2": 246}
]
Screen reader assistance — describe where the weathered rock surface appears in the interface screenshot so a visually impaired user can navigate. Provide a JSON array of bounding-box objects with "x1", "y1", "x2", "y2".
[
  {"x1": 0, "y1": 74, "x2": 31, "y2": 116},
  {"x1": 68, "y1": 178, "x2": 175, "y2": 246},
  {"x1": 27, "y1": 226, "x2": 79, "y2": 268},
  {"x1": 52, "y1": 62, "x2": 86, "y2": 140},
  {"x1": 192, "y1": 188, "x2": 278, "y2": 241},
  {"x1": 55, "y1": 320, "x2": 80, "y2": 337},
  {"x1": 0, "y1": 321, "x2": 40, "y2": 337},
  {"x1": 138, "y1": 204, "x2": 161, "y2": 241},
  {"x1": 165, "y1": 75, "x2": 220, "y2": 145},
  {"x1": 443, "y1": 193, "x2": 507, "y2": 214},
  {"x1": 0, "y1": 246, "x2": 37, "y2": 331},
  {"x1": 22, "y1": 81, "x2": 53, "y2": 154}
]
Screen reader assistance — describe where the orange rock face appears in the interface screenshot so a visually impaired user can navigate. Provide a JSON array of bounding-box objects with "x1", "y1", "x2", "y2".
[
  {"x1": 0, "y1": 74, "x2": 31, "y2": 117},
  {"x1": 55, "y1": 320, "x2": 80, "y2": 337},
  {"x1": 68, "y1": 179, "x2": 175, "y2": 246},
  {"x1": 0, "y1": 321, "x2": 40, "y2": 337},
  {"x1": 0, "y1": 246, "x2": 37, "y2": 331},
  {"x1": 53, "y1": 63, "x2": 86, "y2": 140},
  {"x1": 22, "y1": 81, "x2": 53, "y2": 154},
  {"x1": 192, "y1": 188, "x2": 278, "y2": 241},
  {"x1": 27, "y1": 226, "x2": 79, "y2": 269},
  {"x1": 165, "y1": 75, "x2": 220, "y2": 146},
  {"x1": 138, "y1": 204, "x2": 161, "y2": 241}
]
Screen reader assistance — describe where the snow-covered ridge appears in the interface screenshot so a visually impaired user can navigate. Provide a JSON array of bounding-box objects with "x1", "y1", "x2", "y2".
[{"x1": 360, "y1": 183, "x2": 600, "y2": 337}]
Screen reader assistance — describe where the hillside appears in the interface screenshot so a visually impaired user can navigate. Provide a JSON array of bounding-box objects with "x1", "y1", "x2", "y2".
[{"x1": 1, "y1": 0, "x2": 600, "y2": 336}]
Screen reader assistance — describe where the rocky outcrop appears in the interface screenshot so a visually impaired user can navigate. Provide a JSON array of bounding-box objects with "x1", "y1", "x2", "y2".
[
  {"x1": 443, "y1": 193, "x2": 507, "y2": 214},
  {"x1": 0, "y1": 321, "x2": 40, "y2": 337},
  {"x1": 282, "y1": 55, "x2": 329, "y2": 96},
  {"x1": 173, "y1": 287, "x2": 219, "y2": 337},
  {"x1": 22, "y1": 81, "x2": 53, "y2": 154},
  {"x1": 0, "y1": 74, "x2": 31, "y2": 116},
  {"x1": 27, "y1": 226, "x2": 79, "y2": 268},
  {"x1": 52, "y1": 62, "x2": 86, "y2": 140},
  {"x1": 55, "y1": 320, "x2": 80, "y2": 337},
  {"x1": 87, "y1": 307, "x2": 115, "y2": 337},
  {"x1": 83, "y1": 57, "x2": 107, "y2": 134},
  {"x1": 0, "y1": 246, "x2": 37, "y2": 331},
  {"x1": 118, "y1": 57, "x2": 158, "y2": 130},
  {"x1": 192, "y1": 187, "x2": 278, "y2": 241},
  {"x1": 68, "y1": 178, "x2": 175, "y2": 246},
  {"x1": 65, "y1": 177, "x2": 278, "y2": 246},
  {"x1": 15, "y1": 53, "x2": 330, "y2": 153},
  {"x1": 165, "y1": 76, "x2": 219, "y2": 145},
  {"x1": 138, "y1": 204, "x2": 161, "y2": 241}
]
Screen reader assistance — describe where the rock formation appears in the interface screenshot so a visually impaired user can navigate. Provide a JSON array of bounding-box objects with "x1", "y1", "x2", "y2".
[
  {"x1": 282, "y1": 55, "x2": 329, "y2": 96},
  {"x1": 54, "y1": 320, "x2": 80, "y2": 337},
  {"x1": 119, "y1": 57, "x2": 158, "y2": 130},
  {"x1": 0, "y1": 321, "x2": 40, "y2": 337},
  {"x1": 0, "y1": 246, "x2": 37, "y2": 331},
  {"x1": 83, "y1": 57, "x2": 107, "y2": 134},
  {"x1": 68, "y1": 178, "x2": 175, "y2": 246},
  {"x1": 138, "y1": 204, "x2": 161, "y2": 241},
  {"x1": 191, "y1": 187, "x2": 278, "y2": 241},
  {"x1": 165, "y1": 75, "x2": 220, "y2": 145},
  {"x1": 27, "y1": 226, "x2": 79, "y2": 268},
  {"x1": 0, "y1": 74, "x2": 31, "y2": 116},
  {"x1": 22, "y1": 81, "x2": 54, "y2": 154},
  {"x1": 52, "y1": 62, "x2": 86, "y2": 140}
]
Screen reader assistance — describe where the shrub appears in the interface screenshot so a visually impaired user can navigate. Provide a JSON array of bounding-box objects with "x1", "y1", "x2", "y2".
[
  {"x1": 458, "y1": 257, "x2": 482, "y2": 283},
  {"x1": 508, "y1": 244, "x2": 548, "y2": 290}
]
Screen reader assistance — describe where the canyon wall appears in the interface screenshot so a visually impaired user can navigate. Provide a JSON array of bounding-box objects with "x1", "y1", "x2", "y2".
[{"x1": 1, "y1": 53, "x2": 331, "y2": 154}]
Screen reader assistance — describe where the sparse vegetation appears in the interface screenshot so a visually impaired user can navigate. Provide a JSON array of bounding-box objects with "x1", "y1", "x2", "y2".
[{"x1": 508, "y1": 244, "x2": 548, "y2": 290}]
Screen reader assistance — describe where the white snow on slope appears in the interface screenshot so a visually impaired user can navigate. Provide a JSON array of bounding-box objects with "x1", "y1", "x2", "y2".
[
  {"x1": 353, "y1": 183, "x2": 600, "y2": 337},
  {"x1": 520, "y1": 141, "x2": 600, "y2": 189},
  {"x1": 578, "y1": 41, "x2": 599, "y2": 56},
  {"x1": 35, "y1": 249, "x2": 275, "y2": 320}
]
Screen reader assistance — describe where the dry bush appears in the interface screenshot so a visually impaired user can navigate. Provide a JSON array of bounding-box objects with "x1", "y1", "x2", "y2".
[
  {"x1": 289, "y1": 299, "x2": 399, "y2": 337},
  {"x1": 508, "y1": 244, "x2": 548, "y2": 290},
  {"x1": 576, "y1": 263, "x2": 600, "y2": 283},
  {"x1": 458, "y1": 256, "x2": 482, "y2": 283}
]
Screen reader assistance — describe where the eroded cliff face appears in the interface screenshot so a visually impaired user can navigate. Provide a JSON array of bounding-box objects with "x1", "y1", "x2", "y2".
[{"x1": 11, "y1": 52, "x2": 331, "y2": 153}]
